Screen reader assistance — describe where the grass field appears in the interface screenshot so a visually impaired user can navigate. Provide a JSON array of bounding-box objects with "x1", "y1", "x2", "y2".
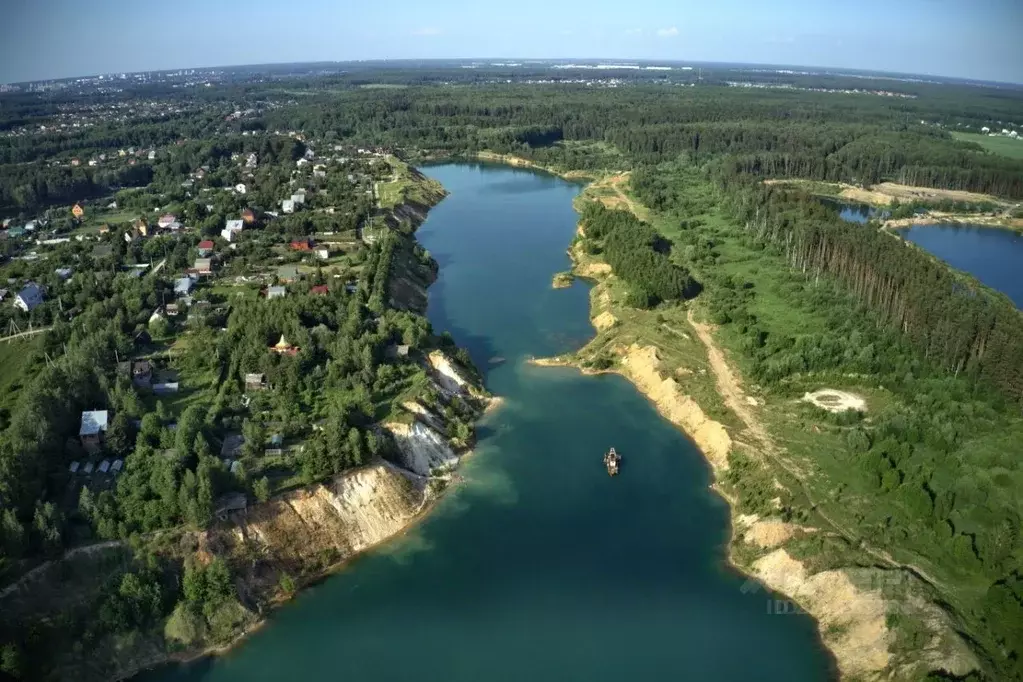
[{"x1": 954, "y1": 131, "x2": 1023, "y2": 160}]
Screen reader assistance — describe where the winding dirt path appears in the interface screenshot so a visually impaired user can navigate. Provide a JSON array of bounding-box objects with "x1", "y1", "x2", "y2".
[
  {"x1": 686, "y1": 308, "x2": 949, "y2": 593},
  {"x1": 687, "y1": 308, "x2": 773, "y2": 455}
]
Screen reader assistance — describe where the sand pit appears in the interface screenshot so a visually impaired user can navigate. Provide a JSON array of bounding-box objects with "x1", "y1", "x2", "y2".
[{"x1": 802, "y1": 389, "x2": 866, "y2": 413}]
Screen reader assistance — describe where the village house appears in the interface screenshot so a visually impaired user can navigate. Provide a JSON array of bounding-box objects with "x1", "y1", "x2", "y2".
[
  {"x1": 234, "y1": 183, "x2": 247, "y2": 195},
  {"x1": 71, "y1": 203, "x2": 85, "y2": 218},
  {"x1": 197, "y1": 239, "x2": 215, "y2": 256},
  {"x1": 265, "y1": 434, "x2": 284, "y2": 456},
  {"x1": 244, "y1": 373, "x2": 266, "y2": 391},
  {"x1": 291, "y1": 191, "x2": 306, "y2": 205},
  {"x1": 79, "y1": 410, "x2": 109, "y2": 454},
  {"x1": 310, "y1": 284, "x2": 329, "y2": 296},
  {"x1": 241, "y1": 208, "x2": 257, "y2": 224},
  {"x1": 281, "y1": 199, "x2": 295, "y2": 214},
  {"x1": 267, "y1": 285, "x2": 287, "y2": 300},
  {"x1": 214, "y1": 492, "x2": 248, "y2": 521},
  {"x1": 132, "y1": 360, "x2": 153, "y2": 389},
  {"x1": 193, "y1": 258, "x2": 213, "y2": 276},
  {"x1": 13, "y1": 283, "x2": 44, "y2": 312},
  {"x1": 246, "y1": 153, "x2": 258, "y2": 168},
  {"x1": 221, "y1": 219, "x2": 244, "y2": 242},
  {"x1": 290, "y1": 238, "x2": 313, "y2": 252},
  {"x1": 174, "y1": 276, "x2": 195, "y2": 297},
  {"x1": 315, "y1": 247, "x2": 330, "y2": 260},
  {"x1": 157, "y1": 213, "x2": 177, "y2": 229}
]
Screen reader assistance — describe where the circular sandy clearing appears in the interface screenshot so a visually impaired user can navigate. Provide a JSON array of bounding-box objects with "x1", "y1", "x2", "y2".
[{"x1": 802, "y1": 389, "x2": 867, "y2": 413}]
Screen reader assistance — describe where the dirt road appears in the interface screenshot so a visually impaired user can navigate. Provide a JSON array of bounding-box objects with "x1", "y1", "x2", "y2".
[{"x1": 686, "y1": 308, "x2": 948, "y2": 592}]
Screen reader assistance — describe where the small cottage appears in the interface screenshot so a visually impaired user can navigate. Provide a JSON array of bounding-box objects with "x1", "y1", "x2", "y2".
[{"x1": 79, "y1": 410, "x2": 109, "y2": 454}]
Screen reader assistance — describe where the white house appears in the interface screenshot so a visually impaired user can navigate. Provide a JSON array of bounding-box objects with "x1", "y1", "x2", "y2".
[
  {"x1": 1011, "y1": 131, "x2": 1019, "y2": 139},
  {"x1": 235, "y1": 183, "x2": 247, "y2": 195},
  {"x1": 221, "y1": 219, "x2": 244, "y2": 242},
  {"x1": 291, "y1": 192, "x2": 306, "y2": 205},
  {"x1": 296, "y1": 158, "x2": 310, "y2": 167},
  {"x1": 14, "y1": 283, "x2": 44, "y2": 312},
  {"x1": 281, "y1": 199, "x2": 295, "y2": 214},
  {"x1": 981, "y1": 126, "x2": 991, "y2": 133}
]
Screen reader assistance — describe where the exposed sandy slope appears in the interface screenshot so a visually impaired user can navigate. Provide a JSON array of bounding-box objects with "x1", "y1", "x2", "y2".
[
  {"x1": 743, "y1": 519, "x2": 803, "y2": 549},
  {"x1": 617, "y1": 344, "x2": 732, "y2": 473},
  {"x1": 870, "y1": 181, "x2": 1006, "y2": 205},
  {"x1": 754, "y1": 549, "x2": 892, "y2": 678},
  {"x1": 591, "y1": 311, "x2": 618, "y2": 331},
  {"x1": 207, "y1": 462, "x2": 426, "y2": 602},
  {"x1": 802, "y1": 389, "x2": 867, "y2": 413},
  {"x1": 765, "y1": 178, "x2": 1009, "y2": 208},
  {"x1": 883, "y1": 213, "x2": 1022, "y2": 230}
]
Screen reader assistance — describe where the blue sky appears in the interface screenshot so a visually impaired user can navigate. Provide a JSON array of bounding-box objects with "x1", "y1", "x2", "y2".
[{"x1": 2, "y1": 0, "x2": 1021, "y2": 84}]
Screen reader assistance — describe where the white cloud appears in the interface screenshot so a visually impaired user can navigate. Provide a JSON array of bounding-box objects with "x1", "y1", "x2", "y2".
[
  {"x1": 411, "y1": 27, "x2": 442, "y2": 36},
  {"x1": 656, "y1": 26, "x2": 679, "y2": 38},
  {"x1": 625, "y1": 28, "x2": 643, "y2": 36}
]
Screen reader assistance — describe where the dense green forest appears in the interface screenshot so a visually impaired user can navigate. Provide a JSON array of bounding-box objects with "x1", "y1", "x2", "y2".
[{"x1": 580, "y1": 202, "x2": 701, "y2": 305}]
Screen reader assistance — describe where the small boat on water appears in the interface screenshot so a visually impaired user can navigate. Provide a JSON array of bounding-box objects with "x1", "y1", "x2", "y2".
[{"x1": 604, "y1": 447, "x2": 621, "y2": 476}]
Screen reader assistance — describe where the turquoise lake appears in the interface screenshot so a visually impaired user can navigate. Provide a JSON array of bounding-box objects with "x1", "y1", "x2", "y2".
[{"x1": 149, "y1": 163, "x2": 835, "y2": 681}]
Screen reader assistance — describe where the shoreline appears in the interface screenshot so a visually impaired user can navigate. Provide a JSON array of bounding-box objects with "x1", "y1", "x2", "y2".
[{"x1": 881, "y1": 214, "x2": 1023, "y2": 232}]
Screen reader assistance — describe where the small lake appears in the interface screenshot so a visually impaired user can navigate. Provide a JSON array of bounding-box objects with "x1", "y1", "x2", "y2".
[
  {"x1": 898, "y1": 224, "x2": 1023, "y2": 307},
  {"x1": 148, "y1": 163, "x2": 834, "y2": 682},
  {"x1": 819, "y1": 198, "x2": 888, "y2": 224}
]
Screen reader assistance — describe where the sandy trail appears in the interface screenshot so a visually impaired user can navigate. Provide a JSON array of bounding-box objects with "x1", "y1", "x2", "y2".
[
  {"x1": 685, "y1": 308, "x2": 949, "y2": 593},
  {"x1": 687, "y1": 308, "x2": 775, "y2": 457}
]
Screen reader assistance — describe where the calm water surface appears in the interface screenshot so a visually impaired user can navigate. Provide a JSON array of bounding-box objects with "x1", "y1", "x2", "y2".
[
  {"x1": 820, "y1": 197, "x2": 888, "y2": 224},
  {"x1": 150, "y1": 163, "x2": 834, "y2": 682},
  {"x1": 898, "y1": 224, "x2": 1023, "y2": 307}
]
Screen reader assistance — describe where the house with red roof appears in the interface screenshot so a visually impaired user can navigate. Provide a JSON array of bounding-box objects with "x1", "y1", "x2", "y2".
[
  {"x1": 310, "y1": 285, "x2": 329, "y2": 296},
  {"x1": 290, "y1": 238, "x2": 313, "y2": 252},
  {"x1": 197, "y1": 240, "x2": 215, "y2": 257}
]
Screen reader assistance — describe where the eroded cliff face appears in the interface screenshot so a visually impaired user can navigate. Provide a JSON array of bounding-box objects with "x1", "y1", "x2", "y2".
[
  {"x1": 209, "y1": 463, "x2": 428, "y2": 599},
  {"x1": 384, "y1": 421, "x2": 459, "y2": 476},
  {"x1": 428, "y1": 350, "x2": 485, "y2": 401}
]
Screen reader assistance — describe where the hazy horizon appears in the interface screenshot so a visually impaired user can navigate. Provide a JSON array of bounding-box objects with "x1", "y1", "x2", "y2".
[
  {"x1": 4, "y1": 57, "x2": 1023, "y2": 88},
  {"x1": 2, "y1": 0, "x2": 1021, "y2": 86}
]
